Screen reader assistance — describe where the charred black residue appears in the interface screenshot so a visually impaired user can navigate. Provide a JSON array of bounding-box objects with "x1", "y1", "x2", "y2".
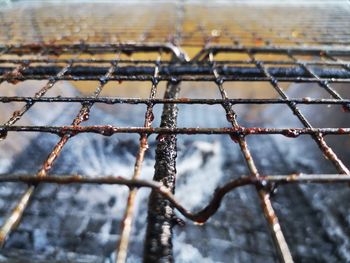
[
  {"x1": 0, "y1": 127, "x2": 8, "y2": 141},
  {"x1": 2, "y1": 65, "x2": 350, "y2": 82},
  {"x1": 144, "y1": 80, "x2": 180, "y2": 263}
]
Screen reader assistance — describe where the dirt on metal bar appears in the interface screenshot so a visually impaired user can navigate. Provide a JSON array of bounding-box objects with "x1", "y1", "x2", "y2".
[{"x1": 144, "y1": 79, "x2": 181, "y2": 263}]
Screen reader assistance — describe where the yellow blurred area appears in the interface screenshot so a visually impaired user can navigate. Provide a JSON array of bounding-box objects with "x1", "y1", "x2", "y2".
[{"x1": 1, "y1": 1, "x2": 348, "y2": 48}]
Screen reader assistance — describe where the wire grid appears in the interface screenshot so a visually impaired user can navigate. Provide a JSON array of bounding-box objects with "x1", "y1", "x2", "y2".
[
  {"x1": 0, "y1": 1, "x2": 349, "y2": 262},
  {"x1": 0, "y1": 43, "x2": 349, "y2": 262}
]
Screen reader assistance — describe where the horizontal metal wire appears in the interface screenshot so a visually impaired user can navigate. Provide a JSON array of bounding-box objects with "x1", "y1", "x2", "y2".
[
  {"x1": 2, "y1": 43, "x2": 350, "y2": 55},
  {"x1": 196, "y1": 45, "x2": 350, "y2": 58},
  {"x1": 0, "y1": 173, "x2": 348, "y2": 224},
  {"x1": 3, "y1": 75, "x2": 350, "y2": 83},
  {"x1": 1, "y1": 96, "x2": 349, "y2": 105},
  {"x1": 0, "y1": 43, "x2": 182, "y2": 56},
  {"x1": 1, "y1": 65, "x2": 350, "y2": 80},
  {"x1": 0, "y1": 58, "x2": 349, "y2": 66},
  {"x1": 0, "y1": 126, "x2": 349, "y2": 137}
]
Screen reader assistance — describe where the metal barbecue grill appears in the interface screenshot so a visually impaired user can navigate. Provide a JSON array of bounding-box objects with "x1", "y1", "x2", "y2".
[{"x1": 0, "y1": 1, "x2": 349, "y2": 262}]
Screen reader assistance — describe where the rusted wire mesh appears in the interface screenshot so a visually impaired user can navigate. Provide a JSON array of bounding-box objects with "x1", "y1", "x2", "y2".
[
  {"x1": 0, "y1": 42, "x2": 349, "y2": 262},
  {"x1": 0, "y1": 1, "x2": 350, "y2": 263}
]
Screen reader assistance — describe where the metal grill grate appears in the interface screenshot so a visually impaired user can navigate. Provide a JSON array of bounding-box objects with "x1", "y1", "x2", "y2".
[
  {"x1": 0, "y1": 1, "x2": 350, "y2": 263},
  {"x1": 0, "y1": 42, "x2": 349, "y2": 262}
]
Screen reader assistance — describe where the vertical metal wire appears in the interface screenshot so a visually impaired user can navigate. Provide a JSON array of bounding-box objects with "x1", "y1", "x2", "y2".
[
  {"x1": 116, "y1": 53, "x2": 161, "y2": 263},
  {"x1": 209, "y1": 51, "x2": 294, "y2": 263}
]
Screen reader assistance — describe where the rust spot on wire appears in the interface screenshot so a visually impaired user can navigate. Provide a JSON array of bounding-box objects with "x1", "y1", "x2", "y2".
[
  {"x1": 342, "y1": 105, "x2": 350, "y2": 113},
  {"x1": 338, "y1": 128, "x2": 347, "y2": 134},
  {"x1": 3, "y1": 62, "x2": 28, "y2": 84},
  {"x1": 282, "y1": 129, "x2": 301, "y2": 138}
]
